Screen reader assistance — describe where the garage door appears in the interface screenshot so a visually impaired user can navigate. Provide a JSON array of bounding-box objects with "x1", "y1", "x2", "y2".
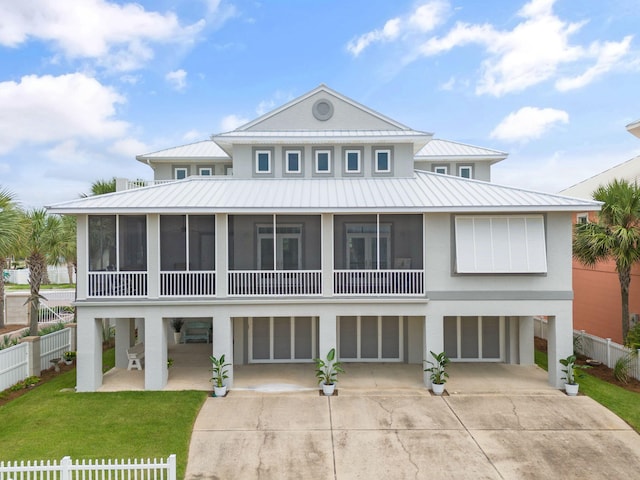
[
  {"x1": 444, "y1": 316, "x2": 504, "y2": 361},
  {"x1": 338, "y1": 316, "x2": 403, "y2": 362},
  {"x1": 249, "y1": 317, "x2": 317, "y2": 363}
]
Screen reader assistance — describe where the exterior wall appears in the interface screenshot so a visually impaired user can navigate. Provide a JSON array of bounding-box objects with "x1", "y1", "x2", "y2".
[
  {"x1": 414, "y1": 161, "x2": 491, "y2": 181},
  {"x1": 153, "y1": 162, "x2": 232, "y2": 181}
]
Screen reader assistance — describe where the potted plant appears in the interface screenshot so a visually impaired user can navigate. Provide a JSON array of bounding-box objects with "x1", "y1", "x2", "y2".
[
  {"x1": 314, "y1": 348, "x2": 344, "y2": 396},
  {"x1": 210, "y1": 354, "x2": 230, "y2": 397},
  {"x1": 170, "y1": 318, "x2": 184, "y2": 344},
  {"x1": 559, "y1": 354, "x2": 589, "y2": 396},
  {"x1": 424, "y1": 350, "x2": 450, "y2": 395},
  {"x1": 63, "y1": 351, "x2": 76, "y2": 365}
]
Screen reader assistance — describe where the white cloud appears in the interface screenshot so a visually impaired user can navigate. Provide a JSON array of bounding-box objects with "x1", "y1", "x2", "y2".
[
  {"x1": 347, "y1": 0, "x2": 449, "y2": 56},
  {"x1": 183, "y1": 130, "x2": 206, "y2": 141},
  {"x1": 0, "y1": 73, "x2": 128, "y2": 155},
  {"x1": 220, "y1": 114, "x2": 249, "y2": 132},
  {"x1": 490, "y1": 106, "x2": 569, "y2": 142},
  {"x1": 109, "y1": 138, "x2": 150, "y2": 157},
  {"x1": 0, "y1": 0, "x2": 205, "y2": 71},
  {"x1": 166, "y1": 69, "x2": 188, "y2": 91}
]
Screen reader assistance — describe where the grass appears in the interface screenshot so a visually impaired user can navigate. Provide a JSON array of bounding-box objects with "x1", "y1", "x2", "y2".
[
  {"x1": 5, "y1": 283, "x2": 75, "y2": 290},
  {"x1": 535, "y1": 349, "x2": 640, "y2": 432},
  {"x1": 0, "y1": 352, "x2": 207, "y2": 479}
]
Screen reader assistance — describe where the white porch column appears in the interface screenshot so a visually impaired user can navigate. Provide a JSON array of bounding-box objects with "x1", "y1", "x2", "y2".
[
  {"x1": 76, "y1": 215, "x2": 88, "y2": 300},
  {"x1": 547, "y1": 311, "x2": 573, "y2": 388},
  {"x1": 147, "y1": 214, "x2": 160, "y2": 299},
  {"x1": 507, "y1": 317, "x2": 519, "y2": 364},
  {"x1": 216, "y1": 214, "x2": 229, "y2": 298},
  {"x1": 76, "y1": 310, "x2": 103, "y2": 392},
  {"x1": 144, "y1": 314, "x2": 168, "y2": 390},
  {"x1": 115, "y1": 318, "x2": 135, "y2": 369},
  {"x1": 318, "y1": 313, "x2": 337, "y2": 360},
  {"x1": 519, "y1": 316, "x2": 535, "y2": 365},
  {"x1": 212, "y1": 313, "x2": 233, "y2": 387},
  {"x1": 424, "y1": 314, "x2": 444, "y2": 387},
  {"x1": 321, "y1": 214, "x2": 334, "y2": 297}
]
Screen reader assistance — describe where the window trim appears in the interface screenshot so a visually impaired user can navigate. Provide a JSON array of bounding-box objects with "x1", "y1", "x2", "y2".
[
  {"x1": 458, "y1": 165, "x2": 473, "y2": 179},
  {"x1": 255, "y1": 150, "x2": 272, "y2": 174},
  {"x1": 285, "y1": 149, "x2": 302, "y2": 174},
  {"x1": 576, "y1": 213, "x2": 589, "y2": 224},
  {"x1": 344, "y1": 149, "x2": 361, "y2": 174},
  {"x1": 314, "y1": 149, "x2": 332, "y2": 174},
  {"x1": 374, "y1": 149, "x2": 392, "y2": 173},
  {"x1": 198, "y1": 167, "x2": 213, "y2": 176},
  {"x1": 174, "y1": 167, "x2": 188, "y2": 180},
  {"x1": 433, "y1": 165, "x2": 448, "y2": 175}
]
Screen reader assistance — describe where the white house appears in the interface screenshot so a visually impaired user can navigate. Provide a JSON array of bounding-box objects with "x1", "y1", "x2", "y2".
[{"x1": 48, "y1": 85, "x2": 600, "y2": 392}]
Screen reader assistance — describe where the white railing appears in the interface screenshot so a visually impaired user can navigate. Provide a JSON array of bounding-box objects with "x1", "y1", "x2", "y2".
[
  {"x1": 229, "y1": 270, "x2": 322, "y2": 296},
  {"x1": 38, "y1": 305, "x2": 74, "y2": 324},
  {"x1": 39, "y1": 328, "x2": 72, "y2": 371},
  {"x1": 334, "y1": 269, "x2": 424, "y2": 295},
  {"x1": 88, "y1": 272, "x2": 148, "y2": 298},
  {"x1": 534, "y1": 317, "x2": 640, "y2": 381},
  {"x1": 160, "y1": 271, "x2": 216, "y2": 296},
  {"x1": 0, "y1": 342, "x2": 29, "y2": 391},
  {"x1": 42, "y1": 290, "x2": 75, "y2": 302},
  {"x1": 0, "y1": 455, "x2": 176, "y2": 480},
  {"x1": 126, "y1": 179, "x2": 176, "y2": 190}
]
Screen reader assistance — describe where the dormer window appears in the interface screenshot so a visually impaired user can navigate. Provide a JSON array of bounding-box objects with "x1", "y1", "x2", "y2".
[
  {"x1": 375, "y1": 149, "x2": 391, "y2": 173},
  {"x1": 199, "y1": 167, "x2": 213, "y2": 176},
  {"x1": 458, "y1": 165, "x2": 472, "y2": 179},
  {"x1": 286, "y1": 150, "x2": 301, "y2": 173},
  {"x1": 174, "y1": 167, "x2": 188, "y2": 180},
  {"x1": 345, "y1": 150, "x2": 361, "y2": 173},
  {"x1": 315, "y1": 149, "x2": 331, "y2": 173},
  {"x1": 256, "y1": 150, "x2": 272, "y2": 174}
]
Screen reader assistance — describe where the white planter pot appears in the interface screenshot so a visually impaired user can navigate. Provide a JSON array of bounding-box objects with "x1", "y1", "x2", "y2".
[
  {"x1": 432, "y1": 383, "x2": 445, "y2": 395},
  {"x1": 63, "y1": 359, "x2": 73, "y2": 366},
  {"x1": 213, "y1": 385, "x2": 227, "y2": 397},
  {"x1": 322, "y1": 383, "x2": 336, "y2": 396},
  {"x1": 173, "y1": 332, "x2": 182, "y2": 344},
  {"x1": 565, "y1": 383, "x2": 579, "y2": 396}
]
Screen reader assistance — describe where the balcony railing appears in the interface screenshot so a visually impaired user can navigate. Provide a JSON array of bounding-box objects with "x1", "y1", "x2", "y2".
[
  {"x1": 229, "y1": 270, "x2": 322, "y2": 296},
  {"x1": 160, "y1": 271, "x2": 216, "y2": 297},
  {"x1": 88, "y1": 272, "x2": 148, "y2": 298},
  {"x1": 334, "y1": 270, "x2": 424, "y2": 296}
]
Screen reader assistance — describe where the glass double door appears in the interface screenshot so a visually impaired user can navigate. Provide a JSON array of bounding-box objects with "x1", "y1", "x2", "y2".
[{"x1": 257, "y1": 225, "x2": 302, "y2": 270}]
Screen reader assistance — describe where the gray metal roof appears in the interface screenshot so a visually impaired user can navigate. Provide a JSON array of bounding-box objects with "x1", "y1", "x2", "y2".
[
  {"x1": 136, "y1": 140, "x2": 229, "y2": 160},
  {"x1": 415, "y1": 139, "x2": 507, "y2": 159},
  {"x1": 560, "y1": 155, "x2": 640, "y2": 199},
  {"x1": 627, "y1": 119, "x2": 640, "y2": 139},
  {"x1": 49, "y1": 170, "x2": 600, "y2": 214},
  {"x1": 214, "y1": 129, "x2": 430, "y2": 139}
]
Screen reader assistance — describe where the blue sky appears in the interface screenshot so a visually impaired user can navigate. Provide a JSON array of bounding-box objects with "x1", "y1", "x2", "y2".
[{"x1": 1, "y1": 0, "x2": 639, "y2": 208}]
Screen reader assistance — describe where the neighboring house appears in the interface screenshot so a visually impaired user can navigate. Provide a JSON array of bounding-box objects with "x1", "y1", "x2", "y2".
[
  {"x1": 48, "y1": 85, "x2": 599, "y2": 392},
  {"x1": 561, "y1": 119, "x2": 640, "y2": 344}
]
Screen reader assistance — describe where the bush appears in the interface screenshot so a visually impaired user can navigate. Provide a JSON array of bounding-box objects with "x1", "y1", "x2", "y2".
[{"x1": 626, "y1": 323, "x2": 640, "y2": 350}]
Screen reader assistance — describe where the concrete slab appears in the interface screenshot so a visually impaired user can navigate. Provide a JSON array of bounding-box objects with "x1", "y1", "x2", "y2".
[
  {"x1": 331, "y1": 396, "x2": 462, "y2": 430},
  {"x1": 187, "y1": 431, "x2": 334, "y2": 480},
  {"x1": 473, "y1": 430, "x2": 640, "y2": 480},
  {"x1": 333, "y1": 430, "x2": 501, "y2": 479},
  {"x1": 446, "y1": 395, "x2": 633, "y2": 431},
  {"x1": 446, "y1": 363, "x2": 556, "y2": 395}
]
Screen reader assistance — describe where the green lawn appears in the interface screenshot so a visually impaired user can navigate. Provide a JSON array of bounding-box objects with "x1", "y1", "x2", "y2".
[
  {"x1": 0, "y1": 361, "x2": 207, "y2": 479},
  {"x1": 535, "y1": 350, "x2": 640, "y2": 432},
  {"x1": 5, "y1": 283, "x2": 76, "y2": 290}
]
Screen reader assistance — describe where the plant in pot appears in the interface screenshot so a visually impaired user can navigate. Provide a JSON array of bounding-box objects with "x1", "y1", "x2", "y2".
[
  {"x1": 210, "y1": 354, "x2": 230, "y2": 397},
  {"x1": 424, "y1": 350, "x2": 450, "y2": 395},
  {"x1": 62, "y1": 351, "x2": 76, "y2": 365},
  {"x1": 314, "y1": 348, "x2": 344, "y2": 396},
  {"x1": 170, "y1": 318, "x2": 184, "y2": 344},
  {"x1": 559, "y1": 354, "x2": 589, "y2": 396}
]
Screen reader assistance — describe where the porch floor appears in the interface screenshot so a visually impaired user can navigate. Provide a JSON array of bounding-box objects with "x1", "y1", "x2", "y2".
[{"x1": 98, "y1": 343, "x2": 557, "y2": 394}]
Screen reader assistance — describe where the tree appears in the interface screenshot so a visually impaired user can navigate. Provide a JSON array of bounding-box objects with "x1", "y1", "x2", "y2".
[
  {"x1": 18, "y1": 209, "x2": 62, "y2": 335},
  {"x1": 82, "y1": 178, "x2": 116, "y2": 197},
  {"x1": 573, "y1": 179, "x2": 640, "y2": 340},
  {"x1": 59, "y1": 215, "x2": 77, "y2": 284},
  {"x1": 0, "y1": 189, "x2": 23, "y2": 329}
]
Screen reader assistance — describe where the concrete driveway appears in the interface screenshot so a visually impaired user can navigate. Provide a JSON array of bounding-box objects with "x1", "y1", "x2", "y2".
[{"x1": 185, "y1": 382, "x2": 640, "y2": 479}]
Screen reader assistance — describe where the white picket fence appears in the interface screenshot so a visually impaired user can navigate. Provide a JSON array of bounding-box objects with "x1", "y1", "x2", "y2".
[
  {"x1": 0, "y1": 455, "x2": 176, "y2": 480},
  {"x1": 534, "y1": 317, "x2": 640, "y2": 381},
  {"x1": 0, "y1": 328, "x2": 73, "y2": 391},
  {"x1": 3, "y1": 266, "x2": 75, "y2": 285}
]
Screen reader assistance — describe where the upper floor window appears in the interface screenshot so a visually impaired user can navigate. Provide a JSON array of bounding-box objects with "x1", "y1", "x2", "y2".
[
  {"x1": 175, "y1": 167, "x2": 188, "y2": 180},
  {"x1": 345, "y1": 150, "x2": 361, "y2": 173},
  {"x1": 433, "y1": 165, "x2": 448, "y2": 175},
  {"x1": 458, "y1": 165, "x2": 473, "y2": 179},
  {"x1": 315, "y1": 150, "x2": 331, "y2": 173},
  {"x1": 285, "y1": 150, "x2": 301, "y2": 173},
  {"x1": 375, "y1": 149, "x2": 391, "y2": 173},
  {"x1": 199, "y1": 167, "x2": 213, "y2": 176},
  {"x1": 576, "y1": 213, "x2": 589, "y2": 224},
  {"x1": 255, "y1": 150, "x2": 271, "y2": 173}
]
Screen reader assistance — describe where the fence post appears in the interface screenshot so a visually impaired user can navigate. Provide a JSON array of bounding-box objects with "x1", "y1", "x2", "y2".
[
  {"x1": 606, "y1": 338, "x2": 612, "y2": 368},
  {"x1": 60, "y1": 456, "x2": 72, "y2": 480},
  {"x1": 168, "y1": 454, "x2": 177, "y2": 480},
  {"x1": 20, "y1": 336, "x2": 41, "y2": 377}
]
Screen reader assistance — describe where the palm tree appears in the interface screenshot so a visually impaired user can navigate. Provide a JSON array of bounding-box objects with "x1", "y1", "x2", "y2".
[
  {"x1": 0, "y1": 188, "x2": 23, "y2": 329},
  {"x1": 18, "y1": 209, "x2": 62, "y2": 335},
  {"x1": 82, "y1": 178, "x2": 116, "y2": 197},
  {"x1": 573, "y1": 179, "x2": 640, "y2": 340},
  {"x1": 59, "y1": 215, "x2": 77, "y2": 284}
]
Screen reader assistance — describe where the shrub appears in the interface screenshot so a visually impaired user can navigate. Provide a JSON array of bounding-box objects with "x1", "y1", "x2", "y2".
[
  {"x1": 625, "y1": 323, "x2": 640, "y2": 350},
  {"x1": 613, "y1": 355, "x2": 632, "y2": 383}
]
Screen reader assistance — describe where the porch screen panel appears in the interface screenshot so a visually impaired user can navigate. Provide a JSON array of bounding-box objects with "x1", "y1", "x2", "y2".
[
  {"x1": 89, "y1": 215, "x2": 116, "y2": 271},
  {"x1": 443, "y1": 316, "x2": 458, "y2": 358},
  {"x1": 252, "y1": 317, "x2": 270, "y2": 360},
  {"x1": 339, "y1": 316, "x2": 357, "y2": 358},
  {"x1": 273, "y1": 317, "x2": 291, "y2": 359},
  {"x1": 294, "y1": 317, "x2": 313, "y2": 359},
  {"x1": 189, "y1": 216, "x2": 215, "y2": 270},
  {"x1": 482, "y1": 316, "x2": 501, "y2": 359},
  {"x1": 360, "y1": 316, "x2": 378, "y2": 358},
  {"x1": 160, "y1": 215, "x2": 186, "y2": 271},
  {"x1": 381, "y1": 316, "x2": 400, "y2": 358},
  {"x1": 460, "y1": 316, "x2": 479, "y2": 358},
  {"x1": 454, "y1": 215, "x2": 547, "y2": 273},
  {"x1": 119, "y1": 216, "x2": 147, "y2": 271}
]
